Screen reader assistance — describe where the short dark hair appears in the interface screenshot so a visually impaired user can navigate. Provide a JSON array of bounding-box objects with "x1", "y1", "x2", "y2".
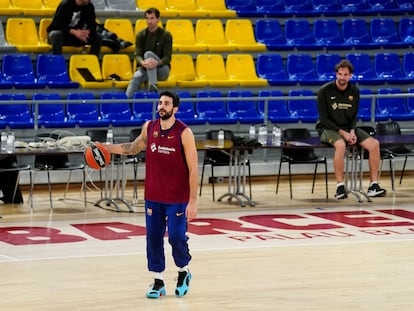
[
  {"x1": 335, "y1": 59, "x2": 354, "y2": 74},
  {"x1": 159, "y1": 90, "x2": 180, "y2": 108},
  {"x1": 145, "y1": 7, "x2": 160, "y2": 18}
]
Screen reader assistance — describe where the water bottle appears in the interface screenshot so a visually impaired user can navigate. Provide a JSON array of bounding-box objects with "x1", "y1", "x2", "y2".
[
  {"x1": 248, "y1": 124, "x2": 256, "y2": 139},
  {"x1": 272, "y1": 125, "x2": 282, "y2": 146},
  {"x1": 106, "y1": 128, "x2": 114, "y2": 144},
  {"x1": 1, "y1": 131, "x2": 7, "y2": 152},
  {"x1": 6, "y1": 130, "x2": 14, "y2": 152},
  {"x1": 217, "y1": 129, "x2": 224, "y2": 147},
  {"x1": 258, "y1": 124, "x2": 267, "y2": 145}
]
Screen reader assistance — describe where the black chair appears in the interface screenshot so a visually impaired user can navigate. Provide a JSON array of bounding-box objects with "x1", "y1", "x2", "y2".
[
  {"x1": 376, "y1": 121, "x2": 414, "y2": 185},
  {"x1": 276, "y1": 128, "x2": 328, "y2": 199},
  {"x1": 0, "y1": 156, "x2": 31, "y2": 204},
  {"x1": 199, "y1": 129, "x2": 252, "y2": 201}
]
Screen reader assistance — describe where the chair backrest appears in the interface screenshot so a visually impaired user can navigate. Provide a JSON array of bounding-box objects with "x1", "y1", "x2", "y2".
[
  {"x1": 2, "y1": 53, "x2": 35, "y2": 83},
  {"x1": 195, "y1": 19, "x2": 227, "y2": 46},
  {"x1": 132, "y1": 92, "x2": 159, "y2": 121},
  {"x1": 376, "y1": 120, "x2": 402, "y2": 136},
  {"x1": 0, "y1": 0, "x2": 21, "y2": 15},
  {"x1": 286, "y1": 54, "x2": 317, "y2": 81},
  {"x1": 0, "y1": 93, "x2": 30, "y2": 121},
  {"x1": 32, "y1": 92, "x2": 65, "y2": 121},
  {"x1": 287, "y1": 89, "x2": 318, "y2": 121},
  {"x1": 225, "y1": 0, "x2": 256, "y2": 11},
  {"x1": 5, "y1": 17, "x2": 41, "y2": 46},
  {"x1": 399, "y1": 17, "x2": 414, "y2": 43},
  {"x1": 376, "y1": 88, "x2": 407, "y2": 117},
  {"x1": 101, "y1": 54, "x2": 133, "y2": 81},
  {"x1": 195, "y1": 91, "x2": 229, "y2": 119},
  {"x1": 196, "y1": 54, "x2": 229, "y2": 80},
  {"x1": 370, "y1": 17, "x2": 400, "y2": 44},
  {"x1": 284, "y1": 19, "x2": 315, "y2": 45},
  {"x1": 346, "y1": 53, "x2": 376, "y2": 80},
  {"x1": 204, "y1": 129, "x2": 234, "y2": 163},
  {"x1": 358, "y1": 88, "x2": 374, "y2": 121},
  {"x1": 373, "y1": 52, "x2": 404, "y2": 79},
  {"x1": 315, "y1": 53, "x2": 342, "y2": 81},
  {"x1": 43, "y1": 0, "x2": 61, "y2": 9},
  {"x1": 256, "y1": 53, "x2": 288, "y2": 80},
  {"x1": 67, "y1": 92, "x2": 99, "y2": 118},
  {"x1": 86, "y1": 129, "x2": 108, "y2": 142},
  {"x1": 311, "y1": 0, "x2": 342, "y2": 11},
  {"x1": 226, "y1": 54, "x2": 261, "y2": 80},
  {"x1": 165, "y1": 19, "x2": 198, "y2": 48},
  {"x1": 403, "y1": 52, "x2": 414, "y2": 78},
  {"x1": 281, "y1": 128, "x2": 317, "y2": 160},
  {"x1": 100, "y1": 92, "x2": 132, "y2": 120},
  {"x1": 283, "y1": 0, "x2": 314, "y2": 11},
  {"x1": 227, "y1": 90, "x2": 259, "y2": 117},
  {"x1": 255, "y1": 19, "x2": 285, "y2": 45},
  {"x1": 366, "y1": 0, "x2": 397, "y2": 10},
  {"x1": 103, "y1": 18, "x2": 135, "y2": 44},
  {"x1": 197, "y1": 0, "x2": 236, "y2": 12},
  {"x1": 342, "y1": 18, "x2": 371, "y2": 45},
  {"x1": 313, "y1": 19, "x2": 343, "y2": 45},
  {"x1": 36, "y1": 54, "x2": 71, "y2": 83},
  {"x1": 169, "y1": 54, "x2": 198, "y2": 81},
  {"x1": 257, "y1": 90, "x2": 288, "y2": 116},
  {"x1": 69, "y1": 54, "x2": 104, "y2": 82},
  {"x1": 340, "y1": 0, "x2": 368, "y2": 11},
  {"x1": 225, "y1": 19, "x2": 258, "y2": 46}
]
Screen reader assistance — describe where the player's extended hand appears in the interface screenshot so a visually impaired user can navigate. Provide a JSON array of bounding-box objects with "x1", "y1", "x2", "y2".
[{"x1": 186, "y1": 202, "x2": 197, "y2": 222}]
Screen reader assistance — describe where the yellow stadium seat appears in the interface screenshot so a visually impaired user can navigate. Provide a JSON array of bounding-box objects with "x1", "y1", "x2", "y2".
[
  {"x1": 194, "y1": 19, "x2": 235, "y2": 52},
  {"x1": 166, "y1": 0, "x2": 206, "y2": 17},
  {"x1": 226, "y1": 54, "x2": 268, "y2": 87},
  {"x1": 195, "y1": 0, "x2": 237, "y2": 17},
  {"x1": 0, "y1": 0, "x2": 21, "y2": 15},
  {"x1": 10, "y1": 0, "x2": 54, "y2": 15},
  {"x1": 43, "y1": 0, "x2": 61, "y2": 10},
  {"x1": 103, "y1": 19, "x2": 135, "y2": 53},
  {"x1": 196, "y1": 54, "x2": 238, "y2": 87},
  {"x1": 69, "y1": 55, "x2": 113, "y2": 89},
  {"x1": 168, "y1": 54, "x2": 207, "y2": 87},
  {"x1": 166, "y1": 19, "x2": 207, "y2": 52},
  {"x1": 225, "y1": 19, "x2": 266, "y2": 52},
  {"x1": 134, "y1": 19, "x2": 163, "y2": 35},
  {"x1": 38, "y1": 18, "x2": 85, "y2": 53},
  {"x1": 6, "y1": 18, "x2": 50, "y2": 53},
  {"x1": 101, "y1": 54, "x2": 133, "y2": 88},
  {"x1": 136, "y1": 0, "x2": 179, "y2": 17}
]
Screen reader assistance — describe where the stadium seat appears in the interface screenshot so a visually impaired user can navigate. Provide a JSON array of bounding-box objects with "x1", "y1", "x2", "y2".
[
  {"x1": 67, "y1": 92, "x2": 109, "y2": 128},
  {"x1": 195, "y1": 91, "x2": 237, "y2": 124},
  {"x1": 399, "y1": 17, "x2": 414, "y2": 44},
  {"x1": 342, "y1": 18, "x2": 375, "y2": 49},
  {"x1": 100, "y1": 92, "x2": 136, "y2": 127},
  {"x1": 376, "y1": 88, "x2": 411, "y2": 121},
  {"x1": 195, "y1": 19, "x2": 235, "y2": 52},
  {"x1": 395, "y1": 0, "x2": 414, "y2": 13},
  {"x1": 403, "y1": 52, "x2": 414, "y2": 79},
  {"x1": 311, "y1": 0, "x2": 343, "y2": 15},
  {"x1": 5, "y1": 18, "x2": 50, "y2": 53},
  {"x1": 226, "y1": 54, "x2": 268, "y2": 87},
  {"x1": 346, "y1": 53, "x2": 381, "y2": 84},
  {"x1": 43, "y1": 0, "x2": 61, "y2": 10},
  {"x1": 103, "y1": 19, "x2": 135, "y2": 53},
  {"x1": 340, "y1": 0, "x2": 369, "y2": 13},
  {"x1": 0, "y1": 18, "x2": 16, "y2": 54},
  {"x1": 366, "y1": 0, "x2": 401, "y2": 14},
  {"x1": 2, "y1": 54, "x2": 46, "y2": 89},
  {"x1": 168, "y1": 54, "x2": 207, "y2": 87},
  {"x1": 258, "y1": 90, "x2": 299, "y2": 123},
  {"x1": 256, "y1": 53, "x2": 296, "y2": 86},
  {"x1": 406, "y1": 88, "x2": 414, "y2": 115},
  {"x1": 166, "y1": 0, "x2": 207, "y2": 17},
  {"x1": 315, "y1": 53, "x2": 342, "y2": 82},
  {"x1": 373, "y1": 52, "x2": 411, "y2": 84},
  {"x1": 10, "y1": 0, "x2": 54, "y2": 15},
  {"x1": 0, "y1": 93, "x2": 33, "y2": 129},
  {"x1": 0, "y1": 0, "x2": 21, "y2": 15},
  {"x1": 358, "y1": 89, "x2": 375, "y2": 121},
  {"x1": 224, "y1": 19, "x2": 266, "y2": 52},
  {"x1": 36, "y1": 54, "x2": 80, "y2": 89},
  {"x1": 196, "y1": 0, "x2": 237, "y2": 17},
  {"x1": 174, "y1": 91, "x2": 206, "y2": 125},
  {"x1": 227, "y1": 90, "x2": 264, "y2": 124},
  {"x1": 370, "y1": 18, "x2": 406, "y2": 48},
  {"x1": 32, "y1": 93, "x2": 76, "y2": 128},
  {"x1": 136, "y1": 0, "x2": 179, "y2": 17},
  {"x1": 225, "y1": 0, "x2": 262, "y2": 17},
  {"x1": 313, "y1": 19, "x2": 350, "y2": 49},
  {"x1": 166, "y1": 19, "x2": 207, "y2": 52},
  {"x1": 286, "y1": 54, "x2": 321, "y2": 85},
  {"x1": 284, "y1": 19, "x2": 322, "y2": 50},
  {"x1": 287, "y1": 89, "x2": 319, "y2": 123},
  {"x1": 101, "y1": 54, "x2": 133, "y2": 89},
  {"x1": 132, "y1": 92, "x2": 159, "y2": 123},
  {"x1": 196, "y1": 54, "x2": 238, "y2": 87},
  {"x1": 254, "y1": 19, "x2": 293, "y2": 51},
  {"x1": 256, "y1": 0, "x2": 289, "y2": 16},
  {"x1": 283, "y1": 0, "x2": 320, "y2": 16},
  {"x1": 69, "y1": 54, "x2": 113, "y2": 88}
]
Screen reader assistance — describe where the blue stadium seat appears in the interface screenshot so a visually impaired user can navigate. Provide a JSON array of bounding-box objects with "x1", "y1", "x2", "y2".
[
  {"x1": 227, "y1": 90, "x2": 263, "y2": 124},
  {"x1": 399, "y1": 18, "x2": 414, "y2": 45},
  {"x1": 0, "y1": 93, "x2": 33, "y2": 129},
  {"x1": 395, "y1": 0, "x2": 414, "y2": 13},
  {"x1": 313, "y1": 19, "x2": 350, "y2": 49},
  {"x1": 283, "y1": 0, "x2": 320, "y2": 16},
  {"x1": 406, "y1": 88, "x2": 414, "y2": 115},
  {"x1": 36, "y1": 54, "x2": 79, "y2": 89},
  {"x1": 256, "y1": 54, "x2": 296, "y2": 86},
  {"x1": 287, "y1": 89, "x2": 318, "y2": 123},
  {"x1": 175, "y1": 91, "x2": 206, "y2": 125},
  {"x1": 132, "y1": 92, "x2": 159, "y2": 123},
  {"x1": 342, "y1": 18, "x2": 375, "y2": 49},
  {"x1": 100, "y1": 92, "x2": 136, "y2": 127},
  {"x1": 2, "y1": 54, "x2": 46, "y2": 89},
  {"x1": 286, "y1": 54, "x2": 321, "y2": 85},
  {"x1": 376, "y1": 88, "x2": 411, "y2": 121},
  {"x1": 258, "y1": 90, "x2": 299, "y2": 123},
  {"x1": 373, "y1": 52, "x2": 412, "y2": 84},
  {"x1": 311, "y1": 0, "x2": 343, "y2": 15},
  {"x1": 285, "y1": 19, "x2": 322, "y2": 50},
  {"x1": 370, "y1": 18, "x2": 407, "y2": 48},
  {"x1": 358, "y1": 89, "x2": 375, "y2": 121},
  {"x1": 195, "y1": 91, "x2": 237, "y2": 124},
  {"x1": 366, "y1": 0, "x2": 403, "y2": 14},
  {"x1": 346, "y1": 53, "x2": 381, "y2": 85},
  {"x1": 225, "y1": 0, "x2": 263, "y2": 16},
  {"x1": 315, "y1": 53, "x2": 342, "y2": 82},
  {"x1": 66, "y1": 92, "x2": 109, "y2": 128},
  {"x1": 340, "y1": 0, "x2": 370, "y2": 14},
  {"x1": 403, "y1": 52, "x2": 414, "y2": 79},
  {"x1": 256, "y1": 0, "x2": 290, "y2": 16},
  {"x1": 32, "y1": 93, "x2": 76, "y2": 128},
  {"x1": 254, "y1": 19, "x2": 293, "y2": 51}
]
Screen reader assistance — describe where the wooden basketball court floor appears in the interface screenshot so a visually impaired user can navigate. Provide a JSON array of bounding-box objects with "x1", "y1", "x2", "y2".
[{"x1": 1, "y1": 173, "x2": 414, "y2": 311}]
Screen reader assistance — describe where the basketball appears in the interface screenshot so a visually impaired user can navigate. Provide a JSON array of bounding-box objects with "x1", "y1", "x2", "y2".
[{"x1": 84, "y1": 143, "x2": 111, "y2": 169}]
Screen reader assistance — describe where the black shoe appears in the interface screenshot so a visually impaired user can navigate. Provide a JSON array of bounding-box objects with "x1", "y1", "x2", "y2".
[
  {"x1": 335, "y1": 184, "x2": 347, "y2": 200},
  {"x1": 367, "y1": 183, "x2": 386, "y2": 197},
  {"x1": 148, "y1": 84, "x2": 158, "y2": 93}
]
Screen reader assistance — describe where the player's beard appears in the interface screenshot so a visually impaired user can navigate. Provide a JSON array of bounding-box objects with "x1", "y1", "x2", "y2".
[{"x1": 159, "y1": 109, "x2": 173, "y2": 120}]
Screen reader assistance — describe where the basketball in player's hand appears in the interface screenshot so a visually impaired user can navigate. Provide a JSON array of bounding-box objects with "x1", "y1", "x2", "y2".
[{"x1": 84, "y1": 143, "x2": 111, "y2": 169}]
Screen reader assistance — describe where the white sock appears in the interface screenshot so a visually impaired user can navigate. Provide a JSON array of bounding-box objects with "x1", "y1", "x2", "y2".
[
  {"x1": 370, "y1": 181, "x2": 378, "y2": 186},
  {"x1": 154, "y1": 272, "x2": 163, "y2": 280},
  {"x1": 337, "y1": 182, "x2": 344, "y2": 188},
  {"x1": 178, "y1": 265, "x2": 189, "y2": 273}
]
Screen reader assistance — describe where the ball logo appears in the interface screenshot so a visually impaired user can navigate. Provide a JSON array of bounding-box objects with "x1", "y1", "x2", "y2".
[
  {"x1": 84, "y1": 142, "x2": 110, "y2": 170},
  {"x1": 92, "y1": 145, "x2": 106, "y2": 168}
]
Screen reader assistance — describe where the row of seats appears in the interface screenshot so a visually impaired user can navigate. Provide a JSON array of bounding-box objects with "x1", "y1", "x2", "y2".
[
  {"x1": 257, "y1": 52, "x2": 414, "y2": 86},
  {"x1": 226, "y1": 0, "x2": 414, "y2": 17},
  {"x1": 1, "y1": 88, "x2": 414, "y2": 129},
  {"x1": 0, "y1": 0, "x2": 236, "y2": 18},
  {"x1": 256, "y1": 17, "x2": 414, "y2": 51}
]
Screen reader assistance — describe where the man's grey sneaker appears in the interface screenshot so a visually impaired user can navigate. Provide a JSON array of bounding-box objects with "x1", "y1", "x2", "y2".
[
  {"x1": 367, "y1": 183, "x2": 386, "y2": 197},
  {"x1": 335, "y1": 184, "x2": 347, "y2": 200}
]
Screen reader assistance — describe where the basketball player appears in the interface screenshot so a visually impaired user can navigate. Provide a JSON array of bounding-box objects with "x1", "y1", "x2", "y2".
[{"x1": 106, "y1": 90, "x2": 198, "y2": 298}]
